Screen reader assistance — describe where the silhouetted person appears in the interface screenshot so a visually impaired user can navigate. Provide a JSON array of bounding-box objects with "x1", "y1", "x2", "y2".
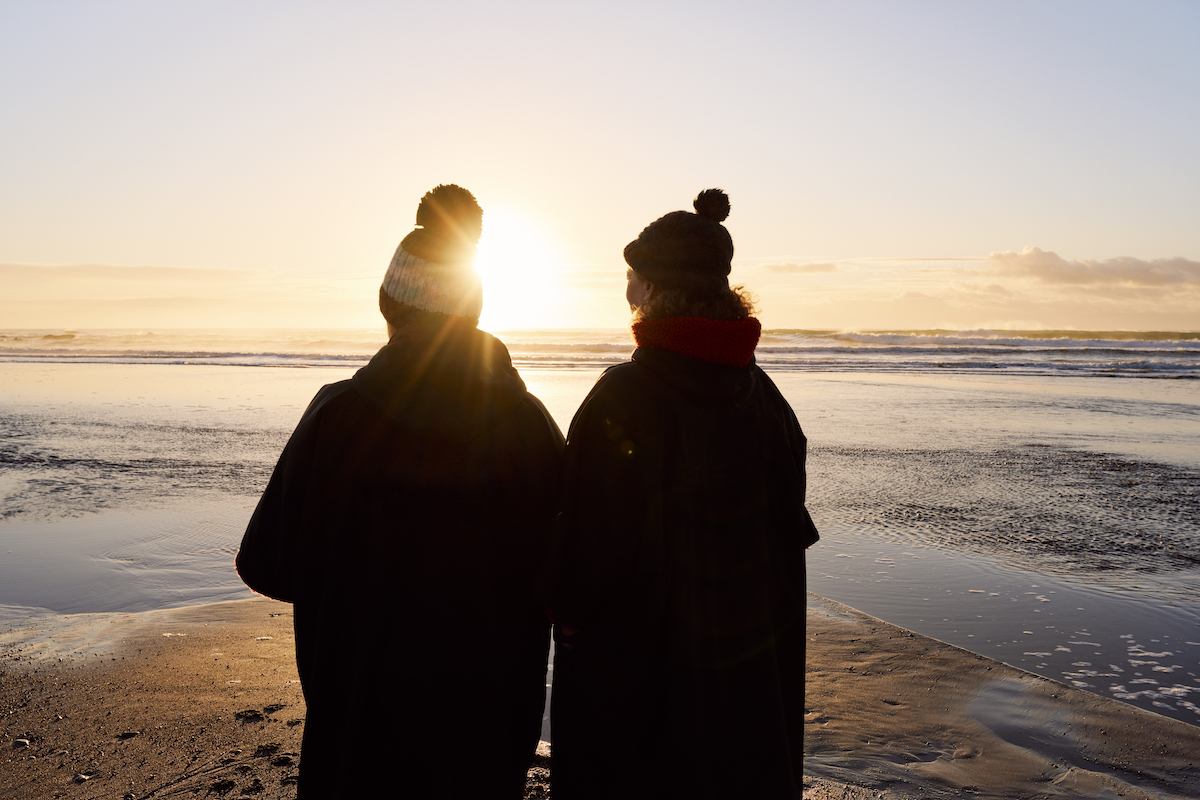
[
  {"x1": 237, "y1": 185, "x2": 563, "y2": 798},
  {"x1": 541, "y1": 189, "x2": 818, "y2": 799}
]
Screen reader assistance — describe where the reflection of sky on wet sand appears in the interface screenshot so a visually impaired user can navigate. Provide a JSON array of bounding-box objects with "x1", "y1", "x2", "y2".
[
  {"x1": 808, "y1": 533, "x2": 1200, "y2": 725},
  {"x1": 2, "y1": 500, "x2": 254, "y2": 615},
  {"x1": 805, "y1": 594, "x2": 1200, "y2": 798}
]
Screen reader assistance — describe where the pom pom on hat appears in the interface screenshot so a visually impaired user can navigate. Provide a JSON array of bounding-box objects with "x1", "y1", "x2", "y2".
[
  {"x1": 414, "y1": 184, "x2": 484, "y2": 247},
  {"x1": 623, "y1": 188, "x2": 735, "y2": 293},
  {"x1": 693, "y1": 188, "x2": 730, "y2": 222},
  {"x1": 401, "y1": 184, "x2": 483, "y2": 264},
  {"x1": 380, "y1": 184, "x2": 484, "y2": 323}
]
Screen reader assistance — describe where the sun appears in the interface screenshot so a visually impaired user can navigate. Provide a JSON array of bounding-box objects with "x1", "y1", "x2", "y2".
[{"x1": 474, "y1": 209, "x2": 563, "y2": 332}]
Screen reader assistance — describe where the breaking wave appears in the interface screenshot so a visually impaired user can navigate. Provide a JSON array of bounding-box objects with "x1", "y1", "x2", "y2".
[{"x1": 1, "y1": 327, "x2": 1197, "y2": 378}]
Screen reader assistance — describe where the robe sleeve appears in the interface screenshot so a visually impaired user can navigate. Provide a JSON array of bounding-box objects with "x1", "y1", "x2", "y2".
[{"x1": 235, "y1": 384, "x2": 340, "y2": 603}]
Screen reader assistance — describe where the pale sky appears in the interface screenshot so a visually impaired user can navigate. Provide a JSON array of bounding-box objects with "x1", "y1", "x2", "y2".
[{"x1": 2, "y1": 1, "x2": 1198, "y2": 331}]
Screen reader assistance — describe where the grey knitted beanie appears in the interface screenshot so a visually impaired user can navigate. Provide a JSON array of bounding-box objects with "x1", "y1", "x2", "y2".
[{"x1": 380, "y1": 184, "x2": 484, "y2": 323}]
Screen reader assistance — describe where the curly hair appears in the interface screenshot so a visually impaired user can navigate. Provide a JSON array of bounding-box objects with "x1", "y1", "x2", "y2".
[{"x1": 634, "y1": 282, "x2": 757, "y2": 322}]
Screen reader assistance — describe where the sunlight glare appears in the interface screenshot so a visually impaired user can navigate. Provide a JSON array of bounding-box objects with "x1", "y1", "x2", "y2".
[{"x1": 475, "y1": 209, "x2": 563, "y2": 332}]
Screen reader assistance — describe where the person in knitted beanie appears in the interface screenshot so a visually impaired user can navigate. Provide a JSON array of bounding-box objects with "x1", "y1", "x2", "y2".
[
  {"x1": 623, "y1": 189, "x2": 761, "y2": 365},
  {"x1": 239, "y1": 184, "x2": 564, "y2": 798},
  {"x1": 379, "y1": 183, "x2": 485, "y2": 326},
  {"x1": 541, "y1": 189, "x2": 818, "y2": 799}
]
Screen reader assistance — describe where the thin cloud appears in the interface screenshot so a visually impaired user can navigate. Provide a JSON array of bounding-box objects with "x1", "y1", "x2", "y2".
[
  {"x1": 881, "y1": 257, "x2": 987, "y2": 263},
  {"x1": 988, "y1": 247, "x2": 1200, "y2": 287},
  {"x1": 0, "y1": 262, "x2": 250, "y2": 282},
  {"x1": 762, "y1": 262, "x2": 839, "y2": 274},
  {"x1": 951, "y1": 282, "x2": 1018, "y2": 298}
]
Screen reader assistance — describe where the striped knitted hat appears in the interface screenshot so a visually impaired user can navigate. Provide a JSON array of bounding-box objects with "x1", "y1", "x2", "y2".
[{"x1": 379, "y1": 184, "x2": 484, "y2": 324}]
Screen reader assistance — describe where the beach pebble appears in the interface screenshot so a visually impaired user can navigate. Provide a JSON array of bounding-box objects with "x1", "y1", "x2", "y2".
[{"x1": 13, "y1": 739, "x2": 30, "y2": 749}]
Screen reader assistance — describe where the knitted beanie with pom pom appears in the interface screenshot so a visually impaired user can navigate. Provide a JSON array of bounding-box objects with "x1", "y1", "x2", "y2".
[
  {"x1": 623, "y1": 189, "x2": 734, "y2": 294},
  {"x1": 380, "y1": 184, "x2": 484, "y2": 324}
]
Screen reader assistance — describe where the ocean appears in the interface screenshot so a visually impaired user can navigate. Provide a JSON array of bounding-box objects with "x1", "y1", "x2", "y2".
[
  {"x1": 2, "y1": 327, "x2": 1199, "y2": 377},
  {"x1": 1, "y1": 327, "x2": 1198, "y2": 726}
]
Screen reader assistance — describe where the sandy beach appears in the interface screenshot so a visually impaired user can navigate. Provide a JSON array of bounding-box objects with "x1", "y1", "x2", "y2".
[
  {"x1": 1, "y1": 599, "x2": 306, "y2": 799},
  {"x1": 2, "y1": 595, "x2": 1196, "y2": 799}
]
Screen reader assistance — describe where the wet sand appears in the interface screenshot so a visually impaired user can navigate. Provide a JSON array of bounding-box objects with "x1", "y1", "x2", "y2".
[
  {"x1": 803, "y1": 595, "x2": 1200, "y2": 800},
  {"x1": 3, "y1": 596, "x2": 1198, "y2": 799}
]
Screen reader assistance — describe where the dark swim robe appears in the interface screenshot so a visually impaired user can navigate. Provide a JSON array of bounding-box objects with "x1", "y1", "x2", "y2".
[
  {"x1": 541, "y1": 333, "x2": 819, "y2": 800},
  {"x1": 237, "y1": 321, "x2": 564, "y2": 799}
]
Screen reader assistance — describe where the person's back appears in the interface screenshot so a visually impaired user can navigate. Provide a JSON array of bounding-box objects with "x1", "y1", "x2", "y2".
[
  {"x1": 541, "y1": 190, "x2": 817, "y2": 799},
  {"x1": 237, "y1": 185, "x2": 564, "y2": 798}
]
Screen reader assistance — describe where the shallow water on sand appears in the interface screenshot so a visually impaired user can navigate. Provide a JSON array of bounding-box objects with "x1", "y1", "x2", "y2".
[
  {"x1": 781, "y1": 373, "x2": 1200, "y2": 725},
  {"x1": 1, "y1": 363, "x2": 1198, "y2": 725}
]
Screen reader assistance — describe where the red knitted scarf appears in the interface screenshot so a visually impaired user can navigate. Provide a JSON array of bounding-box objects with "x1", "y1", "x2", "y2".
[{"x1": 632, "y1": 316, "x2": 762, "y2": 367}]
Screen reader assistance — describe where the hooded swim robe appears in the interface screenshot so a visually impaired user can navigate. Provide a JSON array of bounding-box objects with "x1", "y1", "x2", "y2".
[
  {"x1": 237, "y1": 321, "x2": 564, "y2": 799},
  {"x1": 541, "y1": 337, "x2": 819, "y2": 800}
]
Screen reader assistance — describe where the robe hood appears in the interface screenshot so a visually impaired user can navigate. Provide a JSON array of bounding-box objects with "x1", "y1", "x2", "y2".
[
  {"x1": 351, "y1": 320, "x2": 528, "y2": 428},
  {"x1": 630, "y1": 345, "x2": 760, "y2": 409}
]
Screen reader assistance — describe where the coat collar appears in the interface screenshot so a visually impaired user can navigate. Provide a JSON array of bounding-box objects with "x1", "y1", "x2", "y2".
[{"x1": 631, "y1": 316, "x2": 761, "y2": 367}]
